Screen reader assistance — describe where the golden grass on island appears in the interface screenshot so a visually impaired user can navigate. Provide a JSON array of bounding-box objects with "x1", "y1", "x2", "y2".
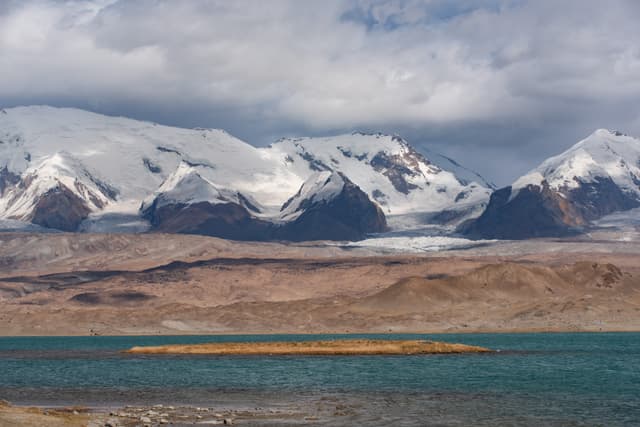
[{"x1": 124, "y1": 339, "x2": 491, "y2": 355}]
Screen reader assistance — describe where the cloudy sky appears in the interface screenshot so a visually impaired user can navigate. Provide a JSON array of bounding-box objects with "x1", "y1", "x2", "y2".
[{"x1": 2, "y1": 0, "x2": 640, "y2": 186}]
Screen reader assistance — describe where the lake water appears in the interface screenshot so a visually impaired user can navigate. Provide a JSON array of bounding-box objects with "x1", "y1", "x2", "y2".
[{"x1": 0, "y1": 333, "x2": 638, "y2": 426}]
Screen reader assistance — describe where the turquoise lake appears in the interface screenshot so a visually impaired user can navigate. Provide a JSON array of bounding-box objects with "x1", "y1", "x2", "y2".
[{"x1": 0, "y1": 333, "x2": 638, "y2": 426}]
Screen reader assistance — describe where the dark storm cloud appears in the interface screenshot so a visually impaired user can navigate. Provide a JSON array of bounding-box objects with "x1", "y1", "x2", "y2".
[{"x1": 1, "y1": 0, "x2": 640, "y2": 185}]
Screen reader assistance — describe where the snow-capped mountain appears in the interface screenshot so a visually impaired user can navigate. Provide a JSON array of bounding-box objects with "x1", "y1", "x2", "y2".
[
  {"x1": 463, "y1": 129, "x2": 640, "y2": 239},
  {"x1": 269, "y1": 132, "x2": 491, "y2": 216},
  {"x1": 140, "y1": 162, "x2": 263, "y2": 217},
  {"x1": 276, "y1": 171, "x2": 387, "y2": 241},
  {"x1": 279, "y1": 171, "x2": 347, "y2": 222},
  {"x1": 141, "y1": 168, "x2": 386, "y2": 241},
  {"x1": 0, "y1": 106, "x2": 491, "y2": 239},
  {"x1": 140, "y1": 163, "x2": 273, "y2": 241},
  {"x1": 0, "y1": 152, "x2": 117, "y2": 230},
  {"x1": 0, "y1": 106, "x2": 300, "y2": 210}
]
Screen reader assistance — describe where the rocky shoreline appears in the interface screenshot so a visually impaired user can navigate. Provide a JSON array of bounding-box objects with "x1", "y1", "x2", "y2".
[
  {"x1": 97, "y1": 404, "x2": 281, "y2": 426},
  {"x1": 0, "y1": 399, "x2": 372, "y2": 426}
]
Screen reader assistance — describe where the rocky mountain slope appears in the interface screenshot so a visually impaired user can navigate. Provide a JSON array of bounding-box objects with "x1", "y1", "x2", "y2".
[
  {"x1": 0, "y1": 106, "x2": 490, "y2": 239},
  {"x1": 463, "y1": 129, "x2": 640, "y2": 239},
  {"x1": 141, "y1": 167, "x2": 387, "y2": 241},
  {"x1": 139, "y1": 162, "x2": 273, "y2": 240},
  {"x1": 269, "y1": 133, "x2": 492, "y2": 216},
  {"x1": 275, "y1": 171, "x2": 388, "y2": 241}
]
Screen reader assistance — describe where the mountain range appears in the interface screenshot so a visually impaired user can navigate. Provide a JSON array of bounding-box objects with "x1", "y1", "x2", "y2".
[
  {"x1": 0, "y1": 106, "x2": 490, "y2": 240},
  {"x1": 0, "y1": 106, "x2": 639, "y2": 241}
]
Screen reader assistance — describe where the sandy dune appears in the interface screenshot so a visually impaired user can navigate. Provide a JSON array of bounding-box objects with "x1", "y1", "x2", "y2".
[{"x1": 1, "y1": 232, "x2": 639, "y2": 335}]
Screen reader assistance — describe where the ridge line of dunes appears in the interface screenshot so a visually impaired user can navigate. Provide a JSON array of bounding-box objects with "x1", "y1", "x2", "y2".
[
  {"x1": 124, "y1": 339, "x2": 491, "y2": 355},
  {"x1": 350, "y1": 261, "x2": 630, "y2": 313}
]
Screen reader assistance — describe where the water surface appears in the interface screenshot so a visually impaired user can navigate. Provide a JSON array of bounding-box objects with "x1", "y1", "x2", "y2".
[{"x1": 0, "y1": 333, "x2": 638, "y2": 426}]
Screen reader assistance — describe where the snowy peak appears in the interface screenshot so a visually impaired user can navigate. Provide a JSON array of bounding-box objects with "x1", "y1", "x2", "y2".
[
  {"x1": 0, "y1": 105, "x2": 300, "y2": 208},
  {"x1": 514, "y1": 129, "x2": 640, "y2": 197},
  {"x1": 141, "y1": 166, "x2": 387, "y2": 242},
  {"x1": 141, "y1": 162, "x2": 262, "y2": 214},
  {"x1": 269, "y1": 133, "x2": 491, "y2": 215},
  {"x1": 279, "y1": 171, "x2": 346, "y2": 221},
  {"x1": 276, "y1": 170, "x2": 388, "y2": 241},
  {"x1": 0, "y1": 151, "x2": 117, "y2": 223},
  {"x1": 0, "y1": 106, "x2": 491, "y2": 235},
  {"x1": 143, "y1": 162, "x2": 229, "y2": 209},
  {"x1": 464, "y1": 129, "x2": 640, "y2": 239}
]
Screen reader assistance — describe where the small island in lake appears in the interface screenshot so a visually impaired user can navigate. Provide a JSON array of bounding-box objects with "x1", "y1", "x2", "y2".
[{"x1": 124, "y1": 339, "x2": 491, "y2": 355}]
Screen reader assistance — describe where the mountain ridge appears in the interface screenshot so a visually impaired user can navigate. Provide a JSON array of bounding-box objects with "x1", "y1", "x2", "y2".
[
  {"x1": 0, "y1": 105, "x2": 491, "y2": 239},
  {"x1": 5, "y1": 106, "x2": 639, "y2": 242},
  {"x1": 463, "y1": 129, "x2": 640, "y2": 239}
]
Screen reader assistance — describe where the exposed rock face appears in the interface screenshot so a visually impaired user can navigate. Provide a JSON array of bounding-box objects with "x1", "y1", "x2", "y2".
[
  {"x1": 463, "y1": 129, "x2": 640, "y2": 239},
  {"x1": 29, "y1": 185, "x2": 93, "y2": 231},
  {"x1": 276, "y1": 172, "x2": 387, "y2": 241},
  {"x1": 460, "y1": 183, "x2": 577, "y2": 239},
  {"x1": 0, "y1": 167, "x2": 20, "y2": 196},
  {"x1": 142, "y1": 168, "x2": 387, "y2": 242},
  {"x1": 369, "y1": 150, "x2": 420, "y2": 194},
  {"x1": 140, "y1": 164, "x2": 272, "y2": 240},
  {"x1": 462, "y1": 177, "x2": 640, "y2": 240},
  {"x1": 269, "y1": 132, "x2": 491, "y2": 217},
  {"x1": 564, "y1": 176, "x2": 640, "y2": 220},
  {"x1": 0, "y1": 107, "x2": 491, "y2": 234},
  {"x1": 142, "y1": 200, "x2": 272, "y2": 240},
  {"x1": 0, "y1": 152, "x2": 116, "y2": 231}
]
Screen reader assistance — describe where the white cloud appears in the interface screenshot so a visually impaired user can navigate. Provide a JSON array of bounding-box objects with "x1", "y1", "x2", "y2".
[{"x1": 2, "y1": 0, "x2": 640, "y2": 185}]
